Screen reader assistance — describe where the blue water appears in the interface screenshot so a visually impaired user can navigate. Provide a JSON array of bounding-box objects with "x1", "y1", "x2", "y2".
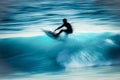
[
  {"x1": 0, "y1": 0, "x2": 120, "y2": 80},
  {"x1": 0, "y1": 0, "x2": 120, "y2": 32}
]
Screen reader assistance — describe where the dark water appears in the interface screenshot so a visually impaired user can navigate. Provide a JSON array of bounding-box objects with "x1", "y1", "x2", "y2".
[
  {"x1": 0, "y1": 0, "x2": 120, "y2": 33},
  {"x1": 0, "y1": 0, "x2": 120, "y2": 80}
]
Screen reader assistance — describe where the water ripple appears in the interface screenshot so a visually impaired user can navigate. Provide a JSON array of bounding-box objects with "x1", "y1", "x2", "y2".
[{"x1": 0, "y1": 0, "x2": 120, "y2": 33}]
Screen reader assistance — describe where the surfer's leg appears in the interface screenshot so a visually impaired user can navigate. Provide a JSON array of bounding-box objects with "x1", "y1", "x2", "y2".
[{"x1": 56, "y1": 30, "x2": 66, "y2": 36}]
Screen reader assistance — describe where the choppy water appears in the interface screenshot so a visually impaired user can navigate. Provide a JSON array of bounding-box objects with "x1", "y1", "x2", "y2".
[
  {"x1": 0, "y1": 0, "x2": 120, "y2": 34},
  {"x1": 0, "y1": 0, "x2": 120, "y2": 80},
  {"x1": 1, "y1": 66, "x2": 120, "y2": 80}
]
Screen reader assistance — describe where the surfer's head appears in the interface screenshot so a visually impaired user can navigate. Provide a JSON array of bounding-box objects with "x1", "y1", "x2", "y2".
[{"x1": 63, "y1": 18, "x2": 67, "y2": 23}]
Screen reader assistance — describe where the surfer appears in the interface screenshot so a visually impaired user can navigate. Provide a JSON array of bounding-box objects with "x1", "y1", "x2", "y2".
[{"x1": 54, "y1": 18, "x2": 73, "y2": 37}]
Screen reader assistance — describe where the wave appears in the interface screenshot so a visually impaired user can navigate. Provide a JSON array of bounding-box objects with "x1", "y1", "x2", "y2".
[{"x1": 0, "y1": 32, "x2": 120, "y2": 74}]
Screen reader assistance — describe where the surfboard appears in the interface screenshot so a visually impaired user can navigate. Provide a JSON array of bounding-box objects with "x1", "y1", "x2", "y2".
[
  {"x1": 42, "y1": 30, "x2": 67, "y2": 41},
  {"x1": 43, "y1": 30, "x2": 59, "y2": 39}
]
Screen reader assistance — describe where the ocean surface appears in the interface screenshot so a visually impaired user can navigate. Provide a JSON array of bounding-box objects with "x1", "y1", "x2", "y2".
[{"x1": 0, "y1": 0, "x2": 120, "y2": 80}]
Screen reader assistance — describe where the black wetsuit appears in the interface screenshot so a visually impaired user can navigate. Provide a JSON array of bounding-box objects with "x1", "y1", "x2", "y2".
[
  {"x1": 63, "y1": 22, "x2": 73, "y2": 34},
  {"x1": 55, "y1": 22, "x2": 73, "y2": 36}
]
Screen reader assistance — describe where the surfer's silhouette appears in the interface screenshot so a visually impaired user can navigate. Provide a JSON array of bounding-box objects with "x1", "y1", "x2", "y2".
[{"x1": 54, "y1": 18, "x2": 73, "y2": 37}]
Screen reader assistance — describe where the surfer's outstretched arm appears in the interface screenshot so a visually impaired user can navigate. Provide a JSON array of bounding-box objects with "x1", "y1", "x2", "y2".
[{"x1": 54, "y1": 24, "x2": 64, "y2": 31}]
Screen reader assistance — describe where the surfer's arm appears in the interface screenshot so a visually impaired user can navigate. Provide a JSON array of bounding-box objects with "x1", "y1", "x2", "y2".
[{"x1": 54, "y1": 24, "x2": 64, "y2": 31}]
